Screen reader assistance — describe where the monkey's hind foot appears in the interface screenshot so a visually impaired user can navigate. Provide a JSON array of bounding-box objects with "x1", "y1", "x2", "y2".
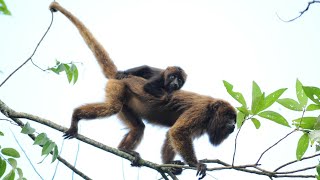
[
  {"x1": 196, "y1": 163, "x2": 207, "y2": 180},
  {"x1": 63, "y1": 127, "x2": 78, "y2": 139},
  {"x1": 168, "y1": 160, "x2": 185, "y2": 175},
  {"x1": 120, "y1": 149, "x2": 142, "y2": 167}
]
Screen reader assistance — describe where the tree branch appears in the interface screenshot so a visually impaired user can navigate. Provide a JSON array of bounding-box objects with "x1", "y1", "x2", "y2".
[
  {"x1": 277, "y1": 0, "x2": 320, "y2": 22},
  {"x1": 7, "y1": 116, "x2": 92, "y2": 180},
  {"x1": 0, "y1": 99, "x2": 175, "y2": 179},
  {"x1": 0, "y1": 98, "x2": 317, "y2": 179},
  {"x1": 274, "y1": 152, "x2": 320, "y2": 172}
]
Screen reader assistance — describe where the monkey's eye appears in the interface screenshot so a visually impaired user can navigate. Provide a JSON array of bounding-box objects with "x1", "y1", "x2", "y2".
[
  {"x1": 169, "y1": 75, "x2": 175, "y2": 80},
  {"x1": 178, "y1": 78, "x2": 183, "y2": 85}
]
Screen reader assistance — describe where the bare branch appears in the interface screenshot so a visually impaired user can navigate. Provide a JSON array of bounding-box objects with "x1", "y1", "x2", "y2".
[
  {"x1": 275, "y1": 152, "x2": 320, "y2": 172},
  {"x1": 276, "y1": 166, "x2": 316, "y2": 174},
  {"x1": 232, "y1": 121, "x2": 244, "y2": 166},
  {"x1": 277, "y1": 0, "x2": 320, "y2": 22},
  {"x1": 256, "y1": 129, "x2": 296, "y2": 164},
  {"x1": 0, "y1": 11, "x2": 54, "y2": 87}
]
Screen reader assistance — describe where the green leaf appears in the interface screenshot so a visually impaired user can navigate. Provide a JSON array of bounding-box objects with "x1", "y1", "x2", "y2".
[
  {"x1": 258, "y1": 111, "x2": 290, "y2": 127},
  {"x1": 263, "y1": 88, "x2": 287, "y2": 110},
  {"x1": 251, "y1": 118, "x2": 261, "y2": 129},
  {"x1": 309, "y1": 130, "x2": 320, "y2": 145},
  {"x1": 52, "y1": 145, "x2": 59, "y2": 163},
  {"x1": 251, "y1": 93, "x2": 265, "y2": 115},
  {"x1": 55, "y1": 59, "x2": 61, "y2": 65},
  {"x1": 0, "y1": 0, "x2": 11, "y2": 15},
  {"x1": 16, "y1": 168, "x2": 23, "y2": 179},
  {"x1": 63, "y1": 64, "x2": 73, "y2": 83},
  {"x1": 71, "y1": 64, "x2": 79, "y2": 84},
  {"x1": 236, "y1": 106, "x2": 250, "y2": 116},
  {"x1": 3, "y1": 170, "x2": 15, "y2": 180},
  {"x1": 296, "y1": 133, "x2": 309, "y2": 160},
  {"x1": 21, "y1": 122, "x2": 35, "y2": 134},
  {"x1": 296, "y1": 79, "x2": 308, "y2": 108},
  {"x1": 1, "y1": 148, "x2": 20, "y2": 158},
  {"x1": 7, "y1": 158, "x2": 17, "y2": 169},
  {"x1": 223, "y1": 81, "x2": 247, "y2": 107},
  {"x1": 251, "y1": 81, "x2": 265, "y2": 114},
  {"x1": 0, "y1": 158, "x2": 6, "y2": 178},
  {"x1": 252, "y1": 81, "x2": 262, "y2": 105},
  {"x1": 293, "y1": 117, "x2": 317, "y2": 129},
  {"x1": 303, "y1": 86, "x2": 320, "y2": 105},
  {"x1": 49, "y1": 63, "x2": 64, "y2": 75},
  {"x1": 236, "y1": 111, "x2": 245, "y2": 129},
  {"x1": 42, "y1": 141, "x2": 55, "y2": 156},
  {"x1": 317, "y1": 165, "x2": 320, "y2": 175},
  {"x1": 314, "y1": 116, "x2": 320, "y2": 130},
  {"x1": 0, "y1": 131, "x2": 3, "y2": 136},
  {"x1": 34, "y1": 133, "x2": 49, "y2": 146},
  {"x1": 317, "y1": 144, "x2": 320, "y2": 152},
  {"x1": 306, "y1": 104, "x2": 320, "y2": 111},
  {"x1": 277, "y1": 98, "x2": 303, "y2": 111}
]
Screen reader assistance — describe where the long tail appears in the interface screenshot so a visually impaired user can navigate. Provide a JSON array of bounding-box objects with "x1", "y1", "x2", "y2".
[{"x1": 49, "y1": 2, "x2": 117, "y2": 79}]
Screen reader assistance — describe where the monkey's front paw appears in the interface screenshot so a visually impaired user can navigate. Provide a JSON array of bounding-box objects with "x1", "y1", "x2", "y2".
[
  {"x1": 63, "y1": 127, "x2": 78, "y2": 139},
  {"x1": 169, "y1": 160, "x2": 184, "y2": 175},
  {"x1": 196, "y1": 163, "x2": 207, "y2": 180}
]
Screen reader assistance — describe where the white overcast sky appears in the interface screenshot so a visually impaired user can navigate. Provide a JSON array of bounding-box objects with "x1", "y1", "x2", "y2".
[{"x1": 1, "y1": 0, "x2": 320, "y2": 179}]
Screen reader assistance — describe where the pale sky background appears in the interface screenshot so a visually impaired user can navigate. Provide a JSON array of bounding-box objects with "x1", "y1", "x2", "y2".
[{"x1": 1, "y1": 0, "x2": 320, "y2": 179}]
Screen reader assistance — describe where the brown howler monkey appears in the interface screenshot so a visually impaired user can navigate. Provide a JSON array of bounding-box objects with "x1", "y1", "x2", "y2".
[{"x1": 49, "y1": 2, "x2": 236, "y2": 179}]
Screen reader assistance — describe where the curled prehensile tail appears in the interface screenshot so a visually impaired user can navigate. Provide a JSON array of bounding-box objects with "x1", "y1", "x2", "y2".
[{"x1": 49, "y1": 2, "x2": 118, "y2": 79}]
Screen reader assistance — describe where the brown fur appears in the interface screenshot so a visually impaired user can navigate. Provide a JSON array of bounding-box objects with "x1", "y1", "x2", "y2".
[
  {"x1": 50, "y1": 2, "x2": 117, "y2": 79},
  {"x1": 50, "y1": 2, "x2": 236, "y2": 178}
]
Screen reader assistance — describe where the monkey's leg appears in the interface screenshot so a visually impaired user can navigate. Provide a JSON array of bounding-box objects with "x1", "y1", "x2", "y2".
[
  {"x1": 117, "y1": 106, "x2": 145, "y2": 166},
  {"x1": 161, "y1": 132, "x2": 184, "y2": 175},
  {"x1": 64, "y1": 80, "x2": 125, "y2": 139},
  {"x1": 169, "y1": 111, "x2": 207, "y2": 179}
]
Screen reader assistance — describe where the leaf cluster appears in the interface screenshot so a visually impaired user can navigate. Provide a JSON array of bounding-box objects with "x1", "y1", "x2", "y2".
[
  {"x1": 0, "y1": 131, "x2": 25, "y2": 180},
  {"x1": 48, "y1": 60, "x2": 79, "y2": 84},
  {"x1": 21, "y1": 122, "x2": 59, "y2": 163},
  {"x1": 224, "y1": 79, "x2": 320, "y2": 178},
  {"x1": 223, "y1": 80, "x2": 288, "y2": 129}
]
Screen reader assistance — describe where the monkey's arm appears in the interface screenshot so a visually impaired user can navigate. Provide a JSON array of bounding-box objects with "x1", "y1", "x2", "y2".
[
  {"x1": 116, "y1": 65, "x2": 162, "y2": 79},
  {"x1": 167, "y1": 112, "x2": 208, "y2": 179}
]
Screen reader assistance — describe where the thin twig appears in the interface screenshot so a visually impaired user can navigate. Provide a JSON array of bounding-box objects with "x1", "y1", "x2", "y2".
[
  {"x1": 10, "y1": 129, "x2": 44, "y2": 179},
  {"x1": 274, "y1": 152, "x2": 320, "y2": 172},
  {"x1": 0, "y1": 11, "x2": 54, "y2": 87},
  {"x1": 277, "y1": 0, "x2": 320, "y2": 22},
  {"x1": 276, "y1": 166, "x2": 316, "y2": 174},
  {"x1": 0, "y1": 118, "x2": 18, "y2": 125},
  {"x1": 256, "y1": 129, "x2": 296, "y2": 164},
  {"x1": 232, "y1": 119, "x2": 247, "y2": 166}
]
